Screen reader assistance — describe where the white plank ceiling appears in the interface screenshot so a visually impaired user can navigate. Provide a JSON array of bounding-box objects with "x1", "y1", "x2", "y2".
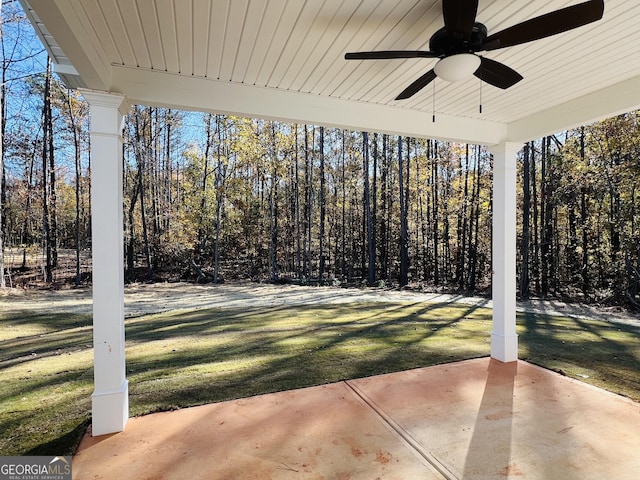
[{"x1": 20, "y1": 0, "x2": 640, "y2": 145}]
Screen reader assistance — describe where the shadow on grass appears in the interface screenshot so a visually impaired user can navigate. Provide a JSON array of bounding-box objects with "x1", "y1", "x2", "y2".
[
  {"x1": 3, "y1": 299, "x2": 638, "y2": 458},
  {"x1": 125, "y1": 302, "x2": 492, "y2": 415},
  {"x1": 2, "y1": 300, "x2": 490, "y2": 456},
  {"x1": 25, "y1": 419, "x2": 91, "y2": 456},
  {"x1": 0, "y1": 310, "x2": 91, "y2": 339},
  {"x1": 518, "y1": 311, "x2": 640, "y2": 401}
]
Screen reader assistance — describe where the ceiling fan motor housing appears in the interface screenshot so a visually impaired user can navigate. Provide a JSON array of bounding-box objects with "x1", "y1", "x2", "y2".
[{"x1": 429, "y1": 23, "x2": 488, "y2": 57}]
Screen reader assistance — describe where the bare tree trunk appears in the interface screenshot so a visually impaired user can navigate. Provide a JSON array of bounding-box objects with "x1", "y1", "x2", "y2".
[
  {"x1": 213, "y1": 115, "x2": 225, "y2": 283},
  {"x1": 319, "y1": 126, "x2": 326, "y2": 279},
  {"x1": 468, "y1": 145, "x2": 481, "y2": 292},
  {"x1": 47, "y1": 75, "x2": 58, "y2": 270},
  {"x1": 138, "y1": 160, "x2": 152, "y2": 280},
  {"x1": 295, "y1": 125, "x2": 302, "y2": 279},
  {"x1": 531, "y1": 140, "x2": 540, "y2": 293},
  {"x1": 126, "y1": 179, "x2": 140, "y2": 281},
  {"x1": 269, "y1": 122, "x2": 279, "y2": 282},
  {"x1": 341, "y1": 130, "x2": 346, "y2": 281},
  {"x1": 150, "y1": 109, "x2": 161, "y2": 238},
  {"x1": 442, "y1": 155, "x2": 452, "y2": 283},
  {"x1": 432, "y1": 141, "x2": 440, "y2": 285},
  {"x1": 399, "y1": 136, "x2": 409, "y2": 287},
  {"x1": 0, "y1": 0, "x2": 5, "y2": 287},
  {"x1": 457, "y1": 144, "x2": 470, "y2": 291},
  {"x1": 66, "y1": 91, "x2": 84, "y2": 285},
  {"x1": 380, "y1": 134, "x2": 389, "y2": 280},
  {"x1": 163, "y1": 110, "x2": 173, "y2": 232},
  {"x1": 197, "y1": 113, "x2": 213, "y2": 257},
  {"x1": 372, "y1": 133, "x2": 379, "y2": 282},
  {"x1": 420, "y1": 140, "x2": 431, "y2": 281},
  {"x1": 41, "y1": 59, "x2": 53, "y2": 282},
  {"x1": 541, "y1": 137, "x2": 553, "y2": 295},
  {"x1": 520, "y1": 142, "x2": 531, "y2": 298},
  {"x1": 567, "y1": 191, "x2": 579, "y2": 284},
  {"x1": 134, "y1": 108, "x2": 153, "y2": 281},
  {"x1": 303, "y1": 125, "x2": 311, "y2": 279},
  {"x1": 580, "y1": 127, "x2": 590, "y2": 295},
  {"x1": 363, "y1": 132, "x2": 375, "y2": 286}
]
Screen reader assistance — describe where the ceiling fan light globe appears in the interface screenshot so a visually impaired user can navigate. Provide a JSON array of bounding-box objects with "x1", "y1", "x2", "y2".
[{"x1": 434, "y1": 54, "x2": 481, "y2": 82}]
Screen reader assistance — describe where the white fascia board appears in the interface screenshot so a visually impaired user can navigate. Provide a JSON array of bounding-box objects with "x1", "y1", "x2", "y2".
[
  {"x1": 507, "y1": 74, "x2": 640, "y2": 142},
  {"x1": 111, "y1": 65, "x2": 507, "y2": 146},
  {"x1": 23, "y1": 0, "x2": 111, "y2": 91}
]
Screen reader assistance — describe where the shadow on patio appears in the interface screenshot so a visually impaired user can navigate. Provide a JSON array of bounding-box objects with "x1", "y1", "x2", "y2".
[{"x1": 73, "y1": 357, "x2": 640, "y2": 480}]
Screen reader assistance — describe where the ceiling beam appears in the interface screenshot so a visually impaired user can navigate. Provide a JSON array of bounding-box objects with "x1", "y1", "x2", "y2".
[
  {"x1": 507, "y1": 74, "x2": 640, "y2": 142},
  {"x1": 111, "y1": 65, "x2": 508, "y2": 145}
]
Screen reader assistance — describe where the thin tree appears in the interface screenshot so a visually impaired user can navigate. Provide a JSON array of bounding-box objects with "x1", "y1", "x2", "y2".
[
  {"x1": 196, "y1": 113, "x2": 213, "y2": 257},
  {"x1": 0, "y1": 0, "x2": 4, "y2": 287},
  {"x1": 432, "y1": 140, "x2": 440, "y2": 285},
  {"x1": 363, "y1": 131, "x2": 375, "y2": 286},
  {"x1": 268, "y1": 121, "x2": 279, "y2": 282},
  {"x1": 541, "y1": 136, "x2": 553, "y2": 295},
  {"x1": 399, "y1": 136, "x2": 409, "y2": 286},
  {"x1": 340, "y1": 129, "x2": 346, "y2": 280},
  {"x1": 294, "y1": 125, "x2": 302, "y2": 279},
  {"x1": 531, "y1": 140, "x2": 541, "y2": 292},
  {"x1": 319, "y1": 126, "x2": 326, "y2": 279},
  {"x1": 41, "y1": 58, "x2": 53, "y2": 282},
  {"x1": 382, "y1": 134, "x2": 391, "y2": 280},
  {"x1": 467, "y1": 145, "x2": 482, "y2": 292},
  {"x1": 457, "y1": 143, "x2": 471, "y2": 292},
  {"x1": 520, "y1": 142, "x2": 531, "y2": 297},
  {"x1": 133, "y1": 107, "x2": 153, "y2": 280},
  {"x1": 302, "y1": 125, "x2": 311, "y2": 278},
  {"x1": 0, "y1": 0, "x2": 4, "y2": 288},
  {"x1": 213, "y1": 115, "x2": 227, "y2": 283},
  {"x1": 64, "y1": 89, "x2": 86, "y2": 285},
  {"x1": 579, "y1": 126, "x2": 590, "y2": 295},
  {"x1": 372, "y1": 133, "x2": 378, "y2": 278}
]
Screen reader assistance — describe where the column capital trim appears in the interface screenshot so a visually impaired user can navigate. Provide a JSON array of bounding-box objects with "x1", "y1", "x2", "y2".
[
  {"x1": 488, "y1": 141, "x2": 524, "y2": 157},
  {"x1": 80, "y1": 89, "x2": 130, "y2": 116}
]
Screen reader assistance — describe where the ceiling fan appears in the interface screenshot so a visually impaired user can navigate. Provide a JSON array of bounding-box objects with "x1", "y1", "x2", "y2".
[{"x1": 344, "y1": 0, "x2": 605, "y2": 100}]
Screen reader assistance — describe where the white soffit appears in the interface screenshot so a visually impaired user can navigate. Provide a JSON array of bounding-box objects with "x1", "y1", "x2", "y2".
[{"x1": 19, "y1": 0, "x2": 640, "y2": 145}]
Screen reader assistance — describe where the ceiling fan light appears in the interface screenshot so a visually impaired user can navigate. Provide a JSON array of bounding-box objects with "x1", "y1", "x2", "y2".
[{"x1": 434, "y1": 54, "x2": 481, "y2": 82}]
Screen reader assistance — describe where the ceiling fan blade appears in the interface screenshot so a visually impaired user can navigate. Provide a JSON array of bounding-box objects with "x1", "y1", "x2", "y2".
[
  {"x1": 442, "y1": 0, "x2": 479, "y2": 39},
  {"x1": 474, "y1": 57, "x2": 523, "y2": 89},
  {"x1": 482, "y1": 0, "x2": 604, "y2": 51},
  {"x1": 395, "y1": 69, "x2": 437, "y2": 100},
  {"x1": 345, "y1": 50, "x2": 437, "y2": 60}
]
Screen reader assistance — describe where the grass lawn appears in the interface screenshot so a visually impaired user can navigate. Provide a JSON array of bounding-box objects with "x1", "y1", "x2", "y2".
[{"x1": 1, "y1": 299, "x2": 638, "y2": 457}]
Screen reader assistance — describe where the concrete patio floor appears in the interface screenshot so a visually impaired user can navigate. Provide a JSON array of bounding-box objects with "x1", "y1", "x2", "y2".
[{"x1": 72, "y1": 357, "x2": 640, "y2": 479}]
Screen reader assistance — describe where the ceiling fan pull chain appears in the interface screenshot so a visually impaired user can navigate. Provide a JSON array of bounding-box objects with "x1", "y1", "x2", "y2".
[
  {"x1": 479, "y1": 67, "x2": 483, "y2": 114},
  {"x1": 432, "y1": 81, "x2": 436, "y2": 123}
]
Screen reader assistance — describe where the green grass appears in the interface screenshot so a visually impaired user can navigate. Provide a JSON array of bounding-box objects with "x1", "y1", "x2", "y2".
[{"x1": 1, "y1": 299, "x2": 638, "y2": 457}]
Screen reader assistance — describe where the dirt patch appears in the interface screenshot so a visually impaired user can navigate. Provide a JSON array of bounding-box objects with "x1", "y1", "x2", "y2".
[{"x1": 1, "y1": 281, "x2": 638, "y2": 327}]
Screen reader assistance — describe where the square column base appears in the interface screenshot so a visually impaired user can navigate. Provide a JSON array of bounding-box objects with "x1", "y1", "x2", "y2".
[
  {"x1": 491, "y1": 333, "x2": 519, "y2": 363},
  {"x1": 91, "y1": 380, "x2": 129, "y2": 436}
]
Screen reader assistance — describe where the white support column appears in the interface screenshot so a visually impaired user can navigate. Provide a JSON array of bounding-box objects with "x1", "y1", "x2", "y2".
[
  {"x1": 489, "y1": 142, "x2": 522, "y2": 363},
  {"x1": 81, "y1": 90, "x2": 130, "y2": 436}
]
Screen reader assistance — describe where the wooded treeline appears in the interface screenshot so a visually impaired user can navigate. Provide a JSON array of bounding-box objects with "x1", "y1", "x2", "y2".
[
  {"x1": 117, "y1": 111, "x2": 494, "y2": 291},
  {"x1": 1, "y1": 1, "x2": 640, "y2": 308}
]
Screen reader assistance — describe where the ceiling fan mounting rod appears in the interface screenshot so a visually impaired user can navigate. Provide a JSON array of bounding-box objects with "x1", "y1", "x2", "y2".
[{"x1": 429, "y1": 23, "x2": 488, "y2": 57}]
